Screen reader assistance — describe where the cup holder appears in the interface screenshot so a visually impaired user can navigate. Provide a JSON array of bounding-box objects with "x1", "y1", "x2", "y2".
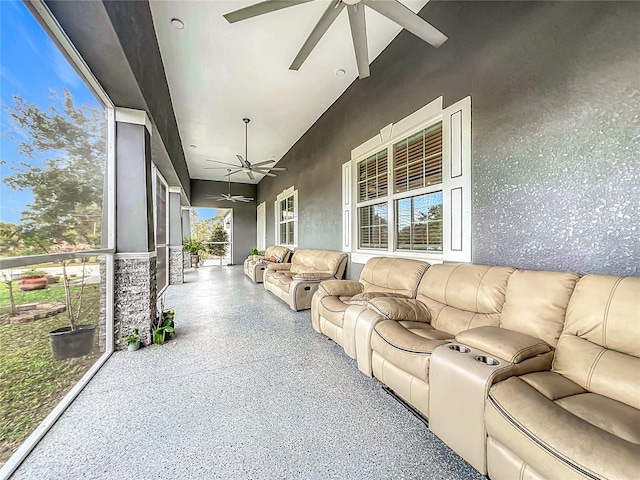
[
  {"x1": 449, "y1": 344, "x2": 470, "y2": 353},
  {"x1": 475, "y1": 355, "x2": 500, "y2": 366}
]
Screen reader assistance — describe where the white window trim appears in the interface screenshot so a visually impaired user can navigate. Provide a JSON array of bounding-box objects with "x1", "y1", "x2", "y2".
[
  {"x1": 151, "y1": 165, "x2": 170, "y2": 294},
  {"x1": 275, "y1": 186, "x2": 298, "y2": 248},
  {"x1": 343, "y1": 96, "x2": 472, "y2": 265}
]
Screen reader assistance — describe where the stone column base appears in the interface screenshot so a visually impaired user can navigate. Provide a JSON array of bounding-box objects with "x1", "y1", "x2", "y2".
[
  {"x1": 169, "y1": 246, "x2": 184, "y2": 285},
  {"x1": 114, "y1": 253, "x2": 157, "y2": 349}
]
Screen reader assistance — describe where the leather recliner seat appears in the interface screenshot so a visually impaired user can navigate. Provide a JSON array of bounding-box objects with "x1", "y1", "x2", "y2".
[
  {"x1": 310, "y1": 257, "x2": 429, "y2": 355},
  {"x1": 485, "y1": 274, "x2": 640, "y2": 480},
  {"x1": 243, "y1": 245, "x2": 292, "y2": 283},
  {"x1": 263, "y1": 249, "x2": 348, "y2": 311},
  {"x1": 348, "y1": 263, "x2": 516, "y2": 417}
]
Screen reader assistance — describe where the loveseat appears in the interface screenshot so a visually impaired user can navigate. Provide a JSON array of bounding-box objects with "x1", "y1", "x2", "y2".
[
  {"x1": 311, "y1": 257, "x2": 429, "y2": 356},
  {"x1": 243, "y1": 245, "x2": 292, "y2": 283},
  {"x1": 263, "y1": 249, "x2": 348, "y2": 311},
  {"x1": 484, "y1": 274, "x2": 640, "y2": 479}
]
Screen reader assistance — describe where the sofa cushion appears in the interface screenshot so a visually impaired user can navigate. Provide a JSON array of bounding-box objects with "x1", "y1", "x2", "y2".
[
  {"x1": 289, "y1": 249, "x2": 347, "y2": 276},
  {"x1": 267, "y1": 263, "x2": 291, "y2": 271},
  {"x1": 365, "y1": 297, "x2": 431, "y2": 322},
  {"x1": 359, "y1": 257, "x2": 429, "y2": 297},
  {"x1": 398, "y1": 321, "x2": 455, "y2": 341},
  {"x1": 416, "y1": 264, "x2": 515, "y2": 336},
  {"x1": 293, "y1": 272, "x2": 334, "y2": 281},
  {"x1": 371, "y1": 320, "x2": 449, "y2": 381},
  {"x1": 456, "y1": 326, "x2": 551, "y2": 364},
  {"x1": 519, "y1": 371, "x2": 586, "y2": 401},
  {"x1": 553, "y1": 275, "x2": 640, "y2": 410},
  {"x1": 500, "y1": 270, "x2": 580, "y2": 348},
  {"x1": 487, "y1": 374, "x2": 640, "y2": 479}
]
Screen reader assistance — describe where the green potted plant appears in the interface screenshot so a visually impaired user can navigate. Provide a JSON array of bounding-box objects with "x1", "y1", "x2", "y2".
[
  {"x1": 152, "y1": 296, "x2": 175, "y2": 345},
  {"x1": 250, "y1": 248, "x2": 260, "y2": 256},
  {"x1": 18, "y1": 267, "x2": 48, "y2": 291},
  {"x1": 122, "y1": 328, "x2": 140, "y2": 351},
  {"x1": 184, "y1": 237, "x2": 203, "y2": 268}
]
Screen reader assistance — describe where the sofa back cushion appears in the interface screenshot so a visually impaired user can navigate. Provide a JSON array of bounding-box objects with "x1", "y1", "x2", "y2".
[
  {"x1": 290, "y1": 249, "x2": 348, "y2": 277},
  {"x1": 270, "y1": 245, "x2": 292, "y2": 263},
  {"x1": 359, "y1": 257, "x2": 429, "y2": 297},
  {"x1": 263, "y1": 246, "x2": 276, "y2": 258},
  {"x1": 416, "y1": 264, "x2": 515, "y2": 336},
  {"x1": 553, "y1": 274, "x2": 640, "y2": 410},
  {"x1": 500, "y1": 270, "x2": 580, "y2": 348}
]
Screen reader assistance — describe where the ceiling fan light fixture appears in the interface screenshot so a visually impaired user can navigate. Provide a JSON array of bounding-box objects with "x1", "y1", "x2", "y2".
[
  {"x1": 342, "y1": 0, "x2": 361, "y2": 5},
  {"x1": 335, "y1": 68, "x2": 346, "y2": 77}
]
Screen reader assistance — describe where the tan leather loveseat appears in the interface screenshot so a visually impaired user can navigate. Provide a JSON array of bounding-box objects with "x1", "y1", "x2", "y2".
[
  {"x1": 311, "y1": 257, "x2": 429, "y2": 356},
  {"x1": 243, "y1": 245, "x2": 292, "y2": 283},
  {"x1": 263, "y1": 249, "x2": 348, "y2": 311},
  {"x1": 484, "y1": 274, "x2": 640, "y2": 480}
]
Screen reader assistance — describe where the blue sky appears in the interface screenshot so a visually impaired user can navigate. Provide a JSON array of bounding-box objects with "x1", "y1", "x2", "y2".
[{"x1": 0, "y1": 0, "x2": 101, "y2": 224}]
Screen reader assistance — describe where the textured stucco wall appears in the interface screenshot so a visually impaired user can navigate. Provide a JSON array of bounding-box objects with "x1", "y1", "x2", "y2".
[{"x1": 257, "y1": 1, "x2": 640, "y2": 277}]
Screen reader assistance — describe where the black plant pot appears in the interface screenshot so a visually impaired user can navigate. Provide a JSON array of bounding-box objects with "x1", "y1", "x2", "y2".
[{"x1": 49, "y1": 324, "x2": 96, "y2": 360}]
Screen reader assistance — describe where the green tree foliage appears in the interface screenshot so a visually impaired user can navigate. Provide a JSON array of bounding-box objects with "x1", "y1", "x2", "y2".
[
  {"x1": 208, "y1": 223, "x2": 229, "y2": 258},
  {"x1": 2, "y1": 89, "x2": 106, "y2": 254}
]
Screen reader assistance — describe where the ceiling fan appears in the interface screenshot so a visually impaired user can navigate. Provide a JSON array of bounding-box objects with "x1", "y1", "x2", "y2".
[
  {"x1": 223, "y1": 0, "x2": 447, "y2": 79},
  {"x1": 205, "y1": 118, "x2": 287, "y2": 180},
  {"x1": 206, "y1": 169, "x2": 255, "y2": 203}
]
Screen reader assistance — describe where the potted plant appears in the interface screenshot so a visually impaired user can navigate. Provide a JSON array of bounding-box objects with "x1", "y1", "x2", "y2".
[
  {"x1": 48, "y1": 259, "x2": 95, "y2": 360},
  {"x1": 184, "y1": 237, "x2": 203, "y2": 268},
  {"x1": 122, "y1": 328, "x2": 140, "y2": 351},
  {"x1": 152, "y1": 297, "x2": 175, "y2": 345},
  {"x1": 18, "y1": 268, "x2": 48, "y2": 291},
  {"x1": 250, "y1": 248, "x2": 260, "y2": 256}
]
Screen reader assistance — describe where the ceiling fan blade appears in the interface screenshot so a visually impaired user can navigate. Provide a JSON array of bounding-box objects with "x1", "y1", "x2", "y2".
[
  {"x1": 237, "y1": 198, "x2": 253, "y2": 202},
  {"x1": 260, "y1": 167, "x2": 287, "y2": 171},
  {"x1": 205, "y1": 160, "x2": 239, "y2": 166},
  {"x1": 236, "y1": 155, "x2": 248, "y2": 167},
  {"x1": 364, "y1": 0, "x2": 447, "y2": 48},
  {"x1": 347, "y1": 3, "x2": 370, "y2": 79},
  {"x1": 290, "y1": 1, "x2": 345, "y2": 71},
  {"x1": 259, "y1": 172, "x2": 277, "y2": 177},
  {"x1": 228, "y1": 169, "x2": 243, "y2": 176},
  {"x1": 224, "y1": 0, "x2": 314, "y2": 24},
  {"x1": 251, "y1": 159, "x2": 277, "y2": 167},
  {"x1": 247, "y1": 170, "x2": 255, "y2": 180},
  {"x1": 203, "y1": 166, "x2": 239, "y2": 170}
]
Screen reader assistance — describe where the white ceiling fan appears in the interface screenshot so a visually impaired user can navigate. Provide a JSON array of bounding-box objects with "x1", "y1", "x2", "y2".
[
  {"x1": 206, "y1": 169, "x2": 255, "y2": 203},
  {"x1": 223, "y1": 0, "x2": 447, "y2": 79},
  {"x1": 205, "y1": 118, "x2": 287, "y2": 180}
]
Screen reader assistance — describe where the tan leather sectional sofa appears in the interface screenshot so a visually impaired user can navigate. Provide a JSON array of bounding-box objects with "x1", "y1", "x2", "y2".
[
  {"x1": 310, "y1": 259, "x2": 640, "y2": 479},
  {"x1": 263, "y1": 249, "x2": 348, "y2": 311},
  {"x1": 243, "y1": 245, "x2": 292, "y2": 283}
]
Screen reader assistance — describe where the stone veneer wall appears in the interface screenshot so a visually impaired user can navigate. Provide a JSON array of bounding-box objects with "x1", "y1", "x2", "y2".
[
  {"x1": 169, "y1": 246, "x2": 184, "y2": 285},
  {"x1": 114, "y1": 255, "x2": 157, "y2": 349}
]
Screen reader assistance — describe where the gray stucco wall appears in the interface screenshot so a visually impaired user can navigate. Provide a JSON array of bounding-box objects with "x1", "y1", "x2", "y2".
[
  {"x1": 257, "y1": 1, "x2": 640, "y2": 278},
  {"x1": 190, "y1": 179, "x2": 258, "y2": 266}
]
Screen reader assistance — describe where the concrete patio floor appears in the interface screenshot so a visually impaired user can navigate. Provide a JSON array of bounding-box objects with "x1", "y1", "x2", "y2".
[{"x1": 12, "y1": 265, "x2": 483, "y2": 479}]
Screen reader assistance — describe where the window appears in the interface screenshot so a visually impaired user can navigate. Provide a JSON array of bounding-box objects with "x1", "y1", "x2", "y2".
[
  {"x1": 275, "y1": 187, "x2": 298, "y2": 247},
  {"x1": 342, "y1": 96, "x2": 471, "y2": 264}
]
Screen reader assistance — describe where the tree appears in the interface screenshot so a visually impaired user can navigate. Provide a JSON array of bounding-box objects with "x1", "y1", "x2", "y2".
[
  {"x1": 208, "y1": 223, "x2": 229, "y2": 264},
  {"x1": 2, "y1": 89, "x2": 106, "y2": 254}
]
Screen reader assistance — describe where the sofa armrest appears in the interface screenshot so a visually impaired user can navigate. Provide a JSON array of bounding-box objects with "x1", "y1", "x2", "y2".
[
  {"x1": 456, "y1": 326, "x2": 551, "y2": 364},
  {"x1": 318, "y1": 280, "x2": 364, "y2": 297},
  {"x1": 366, "y1": 297, "x2": 431, "y2": 323},
  {"x1": 293, "y1": 272, "x2": 335, "y2": 281},
  {"x1": 349, "y1": 292, "x2": 408, "y2": 305},
  {"x1": 267, "y1": 263, "x2": 291, "y2": 271}
]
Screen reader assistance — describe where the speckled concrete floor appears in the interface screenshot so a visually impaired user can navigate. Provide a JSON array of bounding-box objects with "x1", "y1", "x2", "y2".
[{"x1": 12, "y1": 266, "x2": 485, "y2": 480}]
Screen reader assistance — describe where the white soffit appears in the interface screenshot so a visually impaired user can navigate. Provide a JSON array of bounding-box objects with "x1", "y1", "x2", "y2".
[{"x1": 150, "y1": 0, "x2": 430, "y2": 184}]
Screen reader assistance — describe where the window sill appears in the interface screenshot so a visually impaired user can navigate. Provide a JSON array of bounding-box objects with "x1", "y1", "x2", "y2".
[{"x1": 350, "y1": 250, "x2": 444, "y2": 265}]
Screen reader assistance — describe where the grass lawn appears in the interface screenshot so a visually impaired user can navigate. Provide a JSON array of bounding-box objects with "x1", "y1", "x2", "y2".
[{"x1": 0, "y1": 283, "x2": 102, "y2": 466}]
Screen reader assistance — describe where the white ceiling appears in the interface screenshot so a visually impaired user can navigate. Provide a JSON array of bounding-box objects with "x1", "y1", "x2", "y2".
[{"x1": 150, "y1": 0, "x2": 429, "y2": 184}]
